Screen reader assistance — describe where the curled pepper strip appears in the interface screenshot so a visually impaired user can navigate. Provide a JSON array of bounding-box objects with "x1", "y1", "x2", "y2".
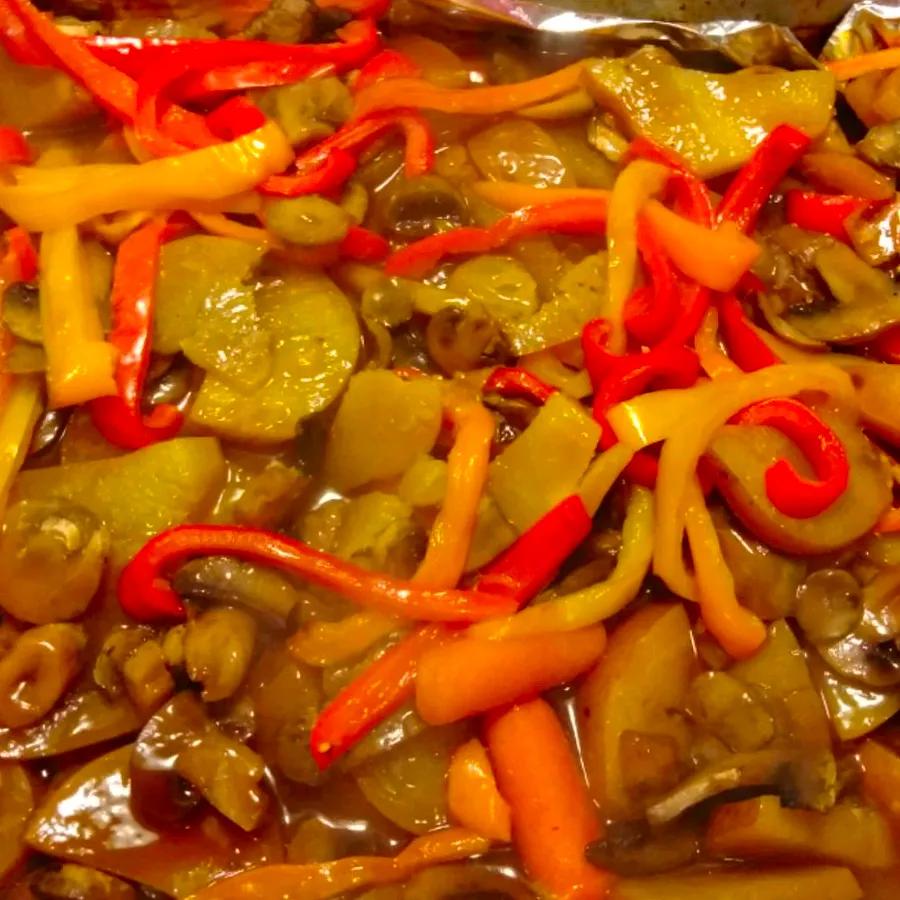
[
  {"x1": 729, "y1": 398, "x2": 850, "y2": 519},
  {"x1": 118, "y1": 525, "x2": 517, "y2": 624},
  {"x1": 88, "y1": 218, "x2": 184, "y2": 450},
  {"x1": 1, "y1": 226, "x2": 38, "y2": 283},
  {"x1": 785, "y1": 190, "x2": 873, "y2": 243},
  {"x1": 355, "y1": 48, "x2": 421, "y2": 92},
  {"x1": 386, "y1": 196, "x2": 609, "y2": 278},
  {"x1": 482, "y1": 366, "x2": 558, "y2": 405},
  {"x1": 259, "y1": 109, "x2": 433, "y2": 198},
  {"x1": 623, "y1": 218, "x2": 679, "y2": 346},
  {"x1": 716, "y1": 123, "x2": 811, "y2": 233}
]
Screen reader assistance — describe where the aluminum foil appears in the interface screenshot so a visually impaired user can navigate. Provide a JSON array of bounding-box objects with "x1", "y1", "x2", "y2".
[
  {"x1": 824, "y1": 1, "x2": 900, "y2": 60},
  {"x1": 408, "y1": 0, "x2": 895, "y2": 69}
]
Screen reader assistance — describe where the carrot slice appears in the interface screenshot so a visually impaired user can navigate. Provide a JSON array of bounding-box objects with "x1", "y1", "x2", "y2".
[
  {"x1": 416, "y1": 627, "x2": 606, "y2": 725},
  {"x1": 485, "y1": 699, "x2": 608, "y2": 900}
]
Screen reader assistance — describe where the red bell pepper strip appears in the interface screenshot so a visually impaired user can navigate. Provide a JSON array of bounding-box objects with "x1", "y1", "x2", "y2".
[
  {"x1": 716, "y1": 124, "x2": 811, "y2": 233},
  {"x1": 340, "y1": 225, "x2": 391, "y2": 262},
  {"x1": 80, "y1": 19, "x2": 379, "y2": 83},
  {"x1": 623, "y1": 217, "x2": 678, "y2": 345},
  {"x1": 309, "y1": 492, "x2": 593, "y2": 768},
  {"x1": 627, "y1": 135, "x2": 713, "y2": 226},
  {"x1": 473, "y1": 494, "x2": 593, "y2": 604},
  {"x1": 205, "y1": 96, "x2": 268, "y2": 140},
  {"x1": 730, "y1": 398, "x2": 850, "y2": 519},
  {"x1": 174, "y1": 60, "x2": 335, "y2": 103},
  {"x1": 785, "y1": 190, "x2": 873, "y2": 243},
  {"x1": 871, "y1": 325, "x2": 900, "y2": 364},
  {"x1": 88, "y1": 218, "x2": 184, "y2": 451},
  {"x1": 355, "y1": 48, "x2": 421, "y2": 93},
  {"x1": 260, "y1": 148, "x2": 358, "y2": 198},
  {"x1": 310, "y1": 624, "x2": 447, "y2": 769},
  {"x1": 0, "y1": 0, "x2": 50, "y2": 65},
  {"x1": 259, "y1": 110, "x2": 433, "y2": 198},
  {"x1": 0, "y1": 127, "x2": 30, "y2": 165},
  {"x1": 482, "y1": 366, "x2": 557, "y2": 405},
  {"x1": 315, "y1": 0, "x2": 391, "y2": 17},
  {"x1": 386, "y1": 197, "x2": 609, "y2": 278},
  {"x1": 118, "y1": 525, "x2": 518, "y2": 623},
  {"x1": 718, "y1": 293, "x2": 780, "y2": 372},
  {"x1": 1, "y1": 226, "x2": 38, "y2": 283}
]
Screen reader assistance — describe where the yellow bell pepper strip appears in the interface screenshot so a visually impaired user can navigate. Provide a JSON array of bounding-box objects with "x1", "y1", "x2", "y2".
[
  {"x1": 858, "y1": 740, "x2": 900, "y2": 825},
  {"x1": 39, "y1": 227, "x2": 118, "y2": 409},
  {"x1": 412, "y1": 397, "x2": 494, "y2": 589},
  {"x1": 189, "y1": 827, "x2": 490, "y2": 900},
  {"x1": 0, "y1": 375, "x2": 41, "y2": 516},
  {"x1": 471, "y1": 485, "x2": 653, "y2": 640},
  {"x1": 695, "y1": 308, "x2": 741, "y2": 378},
  {"x1": 353, "y1": 62, "x2": 586, "y2": 117},
  {"x1": 606, "y1": 160, "x2": 671, "y2": 353},
  {"x1": 577, "y1": 442, "x2": 635, "y2": 514},
  {"x1": 415, "y1": 626, "x2": 606, "y2": 725},
  {"x1": 642, "y1": 200, "x2": 760, "y2": 291},
  {"x1": 289, "y1": 611, "x2": 401, "y2": 667},
  {"x1": 0, "y1": 122, "x2": 293, "y2": 231},
  {"x1": 486, "y1": 699, "x2": 608, "y2": 900},
  {"x1": 651, "y1": 364, "x2": 856, "y2": 601},
  {"x1": 683, "y1": 477, "x2": 767, "y2": 659},
  {"x1": 472, "y1": 180, "x2": 608, "y2": 210},
  {"x1": 826, "y1": 47, "x2": 900, "y2": 81},
  {"x1": 447, "y1": 738, "x2": 512, "y2": 843}
]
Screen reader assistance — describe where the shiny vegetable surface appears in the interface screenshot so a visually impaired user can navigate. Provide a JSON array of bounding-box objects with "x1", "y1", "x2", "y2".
[{"x1": 1, "y1": 0, "x2": 900, "y2": 896}]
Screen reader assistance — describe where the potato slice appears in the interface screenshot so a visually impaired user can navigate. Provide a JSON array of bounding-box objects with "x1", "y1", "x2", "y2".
[
  {"x1": 613, "y1": 866, "x2": 862, "y2": 900},
  {"x1": 577, "y1": 603, "x2": 696, "y2": 821},
  {"x1": 706, "y1": 795, "x2": 896, "y2": 870}
]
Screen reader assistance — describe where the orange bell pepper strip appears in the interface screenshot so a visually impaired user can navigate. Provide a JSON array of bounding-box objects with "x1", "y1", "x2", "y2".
[
  {"x1": 642, "y1": 200, "x2": 760, "y2": 292},
  {"x1": 353, "y1": 62, "x2": 585, "y2": 117},
  {"x1": 412, "y1": 397, "x2": 494, "y2": 589},
  {"x1": 190, "y1": 827, "x2": 490, "y2": 900},
  {"x1": 606, "y1": 160, "x2": 670, "y2": 353},
  {"x1": 472, "y1": 180, "x2": 608, "y2": 210},
  {"x1": 683, "y1": 477, "x2": 767, "y2": 659},
  {"x1": 486, "y1": 699, "x2": 609, "y2": 900},
  {"x1": 39, "y1": 226, "x2": 118, "y2": 409},
  {"x1": 415, "y1": 627, "x2": 606, "y2": 725},
  {"x1": 289, "y1": 612, "x2": 401, "y2": 667},
  {"x1": 859, "y1": 740, "x2": 900, "y2": 824},
  {"x1": 447, "y1": 738, "x2": 512, "y2": 843},
  {"x1": 826, "y1": 47, "x2": 900, "y2": 81}
]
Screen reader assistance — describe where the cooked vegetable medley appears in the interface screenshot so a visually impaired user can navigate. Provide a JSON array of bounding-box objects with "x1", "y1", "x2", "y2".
[{"x1": 2, "y1": 0, "x2": 900, "y2": 896}]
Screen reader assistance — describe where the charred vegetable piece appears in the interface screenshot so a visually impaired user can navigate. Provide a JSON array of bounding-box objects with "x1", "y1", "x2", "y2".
[
  {"x1": 708, "y1": 407, "x2": 891, "y2": 555},
  {"x1": 578, "y1": 604, "x2": 696, "y2": 821},
  {"x1": 585, "y1": 56, "x2": 834, "y2": 177}
]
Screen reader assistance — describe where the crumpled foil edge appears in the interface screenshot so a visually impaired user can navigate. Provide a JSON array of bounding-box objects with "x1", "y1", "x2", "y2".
[{"x1": 411, "y1": 0, "x2": 900, "y2": 70}]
